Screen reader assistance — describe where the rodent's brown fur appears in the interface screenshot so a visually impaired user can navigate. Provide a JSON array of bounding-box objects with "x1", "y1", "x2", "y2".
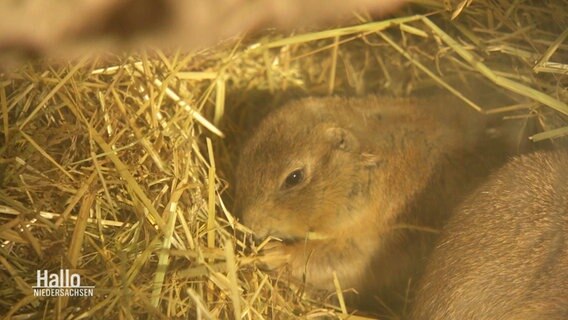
[
  {"x1": 411, "y1": 150, "x2": 568, "y2": 320},
  {"x1": 234, "y1": 95, "x2": 506, "y2": 312}
]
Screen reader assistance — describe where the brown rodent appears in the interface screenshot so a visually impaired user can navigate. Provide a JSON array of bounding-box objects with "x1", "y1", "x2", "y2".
[
  {"x1": 234, "y1": 95, "x2": 507, "y2": 312},
  {"x1": 411, "y1": 150, "x2": 568, "y2": 320}
]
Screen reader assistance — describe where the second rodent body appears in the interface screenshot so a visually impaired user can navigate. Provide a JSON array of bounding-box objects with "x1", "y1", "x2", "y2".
[{"x1": 411, "y1": 150, "x2": 568, "y2": 320}]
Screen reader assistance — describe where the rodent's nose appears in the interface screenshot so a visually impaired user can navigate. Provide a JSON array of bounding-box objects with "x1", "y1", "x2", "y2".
[{"x1": 240, "y1": 207, "x2": 271, "y2": 240}]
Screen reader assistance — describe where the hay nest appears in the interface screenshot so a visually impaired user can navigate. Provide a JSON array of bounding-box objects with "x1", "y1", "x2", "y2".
[{"x1": 1, "y1": 0, "x2": 566, "y2": 319}]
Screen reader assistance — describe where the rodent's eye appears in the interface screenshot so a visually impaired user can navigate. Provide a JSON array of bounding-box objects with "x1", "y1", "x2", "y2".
[{"x1": 283, "y1": 169, "x2": 305, "y2": 189}]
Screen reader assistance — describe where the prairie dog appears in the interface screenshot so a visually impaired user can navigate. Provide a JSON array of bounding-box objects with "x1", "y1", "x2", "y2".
[
  {"x1": 411, "y1": 151, "x2": 568, "y2": 320},
  {"x1": 234, "y1": 95, "x2": 505, "y2": 310}
]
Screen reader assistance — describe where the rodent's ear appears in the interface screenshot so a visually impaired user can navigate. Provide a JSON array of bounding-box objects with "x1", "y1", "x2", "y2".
[{"x1": 324, "y1": 127, "x2": 358, "y2": 151}]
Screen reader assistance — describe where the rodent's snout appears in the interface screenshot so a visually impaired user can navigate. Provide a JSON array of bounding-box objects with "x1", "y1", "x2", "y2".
[
  {"x1": 233, "y1": 185, "x2": 274, "y2": 240},
  {"x1": 239, "y1": 205, "x2": 304, "y2": 243},
  {"x1": 239, "y1": 206, "x2": 270, "y2": 239}
]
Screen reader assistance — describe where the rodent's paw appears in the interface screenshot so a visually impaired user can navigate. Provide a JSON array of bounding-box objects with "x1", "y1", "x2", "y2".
[{"x1": 258, "y1": 241, "x2": 292, "y2": 271}]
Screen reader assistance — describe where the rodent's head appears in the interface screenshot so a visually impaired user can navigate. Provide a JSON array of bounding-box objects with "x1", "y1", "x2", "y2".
[{"x1": 234, "y1": 98, "x2": 376, "y2": 242}]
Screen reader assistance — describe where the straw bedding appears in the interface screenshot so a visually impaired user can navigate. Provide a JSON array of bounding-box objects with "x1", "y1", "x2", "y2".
[{"x1": 0, "y1": 0, "x2": 566, "y2": 318}]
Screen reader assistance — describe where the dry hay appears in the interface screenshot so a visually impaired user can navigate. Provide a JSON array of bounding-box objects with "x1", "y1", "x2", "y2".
[{"x1": 0, "y1": 0, "x2": 567, "y2": 319}]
